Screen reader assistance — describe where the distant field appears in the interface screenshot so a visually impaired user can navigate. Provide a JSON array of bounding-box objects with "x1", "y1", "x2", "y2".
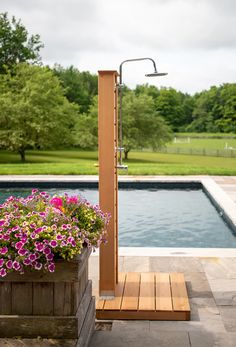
[
  {"x1": 169, "y1": 137, "x2": 236, "y2": 150},
  {"x1": 0, "y1": 149, "x2": 236, "y2": 175}
]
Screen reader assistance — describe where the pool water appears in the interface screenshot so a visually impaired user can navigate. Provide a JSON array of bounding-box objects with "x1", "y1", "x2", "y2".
[{"x1": 0, "y1": 188, "x2": 235, "y2": 248}]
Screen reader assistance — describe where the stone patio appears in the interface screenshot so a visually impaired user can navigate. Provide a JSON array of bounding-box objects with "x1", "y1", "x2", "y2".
[{"x1": 0, "y1": 175, "x2": 236, "y2": 346}]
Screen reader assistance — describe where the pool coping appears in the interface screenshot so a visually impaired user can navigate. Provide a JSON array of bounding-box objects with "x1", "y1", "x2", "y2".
[{"x1": 0, "y1": 175, "x2": 236, "y2": 257}]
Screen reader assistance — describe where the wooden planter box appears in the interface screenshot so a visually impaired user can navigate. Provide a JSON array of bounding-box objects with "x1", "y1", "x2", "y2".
[{"x1": 0, "y1": 247, "x2": 95, "y2": 346}]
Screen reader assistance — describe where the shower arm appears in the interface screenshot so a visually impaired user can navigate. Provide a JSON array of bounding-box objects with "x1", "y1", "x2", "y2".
[{"x1": 117, "y1": 57, "x2": 158, "y2": 168}]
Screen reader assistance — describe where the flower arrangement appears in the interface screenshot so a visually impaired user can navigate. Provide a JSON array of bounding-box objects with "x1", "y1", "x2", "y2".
[{"x1": 0, "y1": 189, "x2": 109, "y2": 277}]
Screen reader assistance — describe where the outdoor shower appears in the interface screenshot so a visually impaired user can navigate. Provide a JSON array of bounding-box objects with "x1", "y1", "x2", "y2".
[{"x1": 117, "y1": 57, "x2": 168, "y2": 167}]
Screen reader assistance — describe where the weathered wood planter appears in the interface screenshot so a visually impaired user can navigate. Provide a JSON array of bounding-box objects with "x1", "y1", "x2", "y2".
[{"x1": 0, "y1": 247, "x2": 94, "y2": 346}]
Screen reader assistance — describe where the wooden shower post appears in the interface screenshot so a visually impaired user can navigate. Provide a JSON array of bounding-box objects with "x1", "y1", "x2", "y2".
[{"x1": 98, "y1": 71, "x2": 118, "y2": 297}]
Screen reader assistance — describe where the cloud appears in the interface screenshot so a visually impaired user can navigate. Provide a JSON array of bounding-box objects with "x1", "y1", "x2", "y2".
[{"x1": 1, "y1": 0, "x2": 235, "y2": 93}]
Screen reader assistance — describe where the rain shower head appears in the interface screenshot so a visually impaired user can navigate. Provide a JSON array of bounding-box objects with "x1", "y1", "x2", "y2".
[{"x1": 145, "y1": 72, "x2": 168, "y2": 77}]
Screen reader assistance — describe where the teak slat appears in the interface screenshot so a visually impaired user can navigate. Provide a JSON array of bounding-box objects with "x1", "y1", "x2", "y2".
[
  {"x1": 155, "y1": 273, "x2": 173, "y2": 311},
  {"x1": 170, "y1": 273, "x2": 190, "y2": 312},
  {"x1": 96, "y1": 298, "x2": 105, "y2": 310},
  {"x1": 121, "y1": 272, "x2": 140, "y2": 311},
  {"x1": 139, "y1": 273, "x2": 155, "y2": 311},
  {"x1": 104, "y1": 273, "x2": 126, "y2": 311},
  {"x1": 96, "y1": 272, "x2": 190, "y2": 321}
]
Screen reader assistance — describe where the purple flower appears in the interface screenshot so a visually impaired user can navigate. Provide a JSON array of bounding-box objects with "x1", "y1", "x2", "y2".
[
  {"x1": 18, "y1": 248, "x2": 28, "y2": 256},
  {"x1": 23, "y1": 258, "x2": 31, "y2": 266},
  {"x1": 46, "y1": 253, "x2": 54, "y2": 261},
  {"x1": 32, "y1": 189, "x2": 38, "y2": 194},
  {"x1": 49, "y1": 240, "x2": 57, "y2": 248},
  {"x1": 66, "y1": 196, "x2": 78, "y2": 204},
  {"x1": 35, "y1": 242, "x2": 44, "y2": 252},
  {"x1": 0, "y1": 247, "x2": 8, "y2": 255},
  {"x1": 56, "y1": 234, "x2": 63, "y2": 240},
  {"x1": 6, "y1": 260, "x2": 13, "y2": 269},
  {"x1": 43, "y1": 247, "x2": 51, "y2": 255},
  {"x1": 29, "y1": 254, "x2": 36, "y2": 262},
  {"x1": 0, "y1": 268, "x2": 7, "y2": 277},
  {"x1": 3, "y1": 234, "x2": 10, "y2": 241},
  {"x1": 15, "y1": 241, "x2": 24, "y2": 250},
  {"x1": 0, "y1": 219, "x2": 5, "y2": 226},
  {"x1": 34, "y1": 262, "x2": 42, "y2": 270},
  {"x1": 35, "y1": 227, "x2": 43, "y2": 234},
  {"x1": 48, "y1": 263, "x2": 55, "y2": 273},
  {"x1": 12, "y1": 261, "x2": 21, "y2": 271},
  {"x1": 0, "y1": 259, "x2": 4, "y2": 267}
]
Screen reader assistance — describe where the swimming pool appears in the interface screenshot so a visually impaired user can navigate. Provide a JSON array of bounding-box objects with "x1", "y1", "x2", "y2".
[{"x1": 1, "y1": 187, "x2": 235, "y2": 248}]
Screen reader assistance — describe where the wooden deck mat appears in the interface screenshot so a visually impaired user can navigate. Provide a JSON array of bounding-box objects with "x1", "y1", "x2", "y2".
[{"x1": 96, "y1": 272, "x2": 190, "y2": 320}]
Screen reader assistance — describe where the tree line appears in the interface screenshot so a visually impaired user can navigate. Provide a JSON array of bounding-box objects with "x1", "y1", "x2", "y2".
[{"x1": 0, "y1": 13, "x2": 235, "y2": 161}]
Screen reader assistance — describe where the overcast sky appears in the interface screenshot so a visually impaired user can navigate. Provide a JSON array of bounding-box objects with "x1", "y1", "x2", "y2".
[{"x1": 1, "y1": 0, "x2": 236, "y2": 94}]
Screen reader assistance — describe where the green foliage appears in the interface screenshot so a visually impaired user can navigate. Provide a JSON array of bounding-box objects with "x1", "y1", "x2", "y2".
[
  {"x1": 53, "y1": 65, "x2": 97, "y2": 113},
  {"x1": 0, "y1": 12, "x2": 43, "y2": 73},
  {"x1": 155, "y1": 88, "x2": 192, "y2": 131},
  {"x1": 122, "y1": 90, "x2": 173, "y2": 158},
  {"x1": 73, "y1": 96, "x2": 98, "y2": 149},
  {"x1": 0, "y1": 63, "x2": 79, "y2": 161},
  {"x1": 186, "y1": 84, "x2": 236, "y2": 133}
]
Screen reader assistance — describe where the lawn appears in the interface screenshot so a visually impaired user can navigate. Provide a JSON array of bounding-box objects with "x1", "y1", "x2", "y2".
[{"x1": 0, "y1": 149, "x2": 236, "y2": 175}]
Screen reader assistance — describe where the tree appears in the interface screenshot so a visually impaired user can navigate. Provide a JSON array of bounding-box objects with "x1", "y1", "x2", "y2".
[
  {"x1": 122, "y1": 91, "x2": 172, "y2": 159},
  {"x1": 0, "y1": 63, "x2": 79, "y2": 161},
  {"x1": 0, "y1": 12, "x2": 43, "y2": 73},
  {"x1": 186, "y1": 84, "x2": 236, "y2": 133},
  {"x1": 73, "y1": 96, "x2": 98, "y2": 149},
  {"x1": 155, "y1": 88, "x2": 187, "y2": 131},
  {"x1": 53, "y1": 65, "x2": 98, "y2": 113}
]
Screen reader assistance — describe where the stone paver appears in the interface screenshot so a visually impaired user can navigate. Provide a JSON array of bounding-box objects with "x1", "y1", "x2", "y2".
[
  {"x1": 89, "y1": 330, "x2": 190, "y2": 347},
  {"x1": 189, "y1": 332, "x2": 236, "y2": 347},
  {"x1": 207, "y1": 279, "x2": 236, "y2": 305},
  {"x1": 149, "y1": 256, "x2": 204, "y2": 273},
  {"x1": 200, "y1": 257, "x2": 236, "y2": 280},
  {"x1": 218, "y1": 306, "x2": 236, "y2": 332},
  {"x1": 185, "y1": 272, "x2": 213, "y2": 298}
]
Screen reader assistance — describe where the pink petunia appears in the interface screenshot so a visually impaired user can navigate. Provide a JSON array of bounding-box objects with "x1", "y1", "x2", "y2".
[
  {"x1": 29, "y1": 254, "x2": 36, "y2": 262},
  {"x1": 43, "y1": 247, "x2": 51, "y2": 255},
  {"x1": 0, "y1": 247, "x2": 8, "y2": 255},
  {"x1": 50, "y1": 197, "x2": 63, "y2": 209},
  {"x1": 15, "y1": 241, "x2": 24, "y2": 250},
  {"x1": 12, "y1": 261, "x2": 21, "y2": 271},
  {"x1": 34, "y1": 262, "x2": 42, "y2": 270},
  {"x1": 23, "y1": 258, "x2": 31, "y2": 266},
  {"x1": 0, "y1": 268, "x2": 7, "y2": 277},
  {"x1": 6, "y1": 260, "x2": 13, "y2": 269},
  {"x1": 66, "y1": 196, "x2": 78, "y2": 204},
  {"x1": 18, "y1": 248, "x2": 28, "y2": 256},
  {"x1": 48, "y1": 263, "x2": 55, "y2": 272},
  {"x1": 46, "y1": 253, "x2": 54, "y2": 261},
  {"x1": 49, "y1": 240, "x2": 57, "y2": 248},
  {"x1": 35, "y1": 242, "x2": 44, "y2": 252}
]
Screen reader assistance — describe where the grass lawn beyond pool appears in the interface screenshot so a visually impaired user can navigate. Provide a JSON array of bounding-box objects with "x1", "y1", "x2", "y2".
[{"x1": 0, "y1": 149, "x2": 236, "y2": 175}]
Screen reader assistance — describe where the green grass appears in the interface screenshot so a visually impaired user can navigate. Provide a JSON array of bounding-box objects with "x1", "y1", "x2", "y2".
[
  {"x1": 168, "y1": 138, "x2": 236, "y2": 150},
  {"x1": 176, "y1": 132, "x2": 236, "y2": 138},
  {"x1": 0, "y1": 149, "x2": 236, "y2": 175}
]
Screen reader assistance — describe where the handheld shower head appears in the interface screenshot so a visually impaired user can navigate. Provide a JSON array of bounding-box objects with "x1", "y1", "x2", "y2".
[{"x1": 145, "y1": 72, "x2": 168, "y2": 77}]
